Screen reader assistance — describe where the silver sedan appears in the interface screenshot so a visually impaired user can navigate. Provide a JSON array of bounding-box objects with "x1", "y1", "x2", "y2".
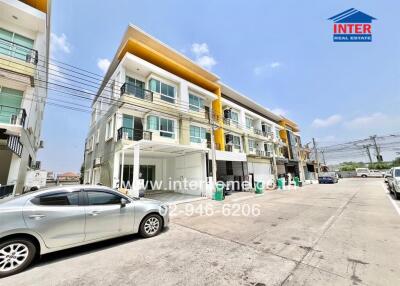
[{"x1": 0, "y1": 185, "x2": 169, "y2": 277}]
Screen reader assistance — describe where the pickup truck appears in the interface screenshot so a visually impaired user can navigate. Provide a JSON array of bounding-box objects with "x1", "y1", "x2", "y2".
[{"x1": 355, "y1": 168, "x2": 384, "y2": 178}]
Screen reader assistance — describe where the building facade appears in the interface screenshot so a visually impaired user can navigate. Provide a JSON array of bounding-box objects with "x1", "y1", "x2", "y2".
[
  {"x1": 83, "y1": 25, "x2": 304, "y2": 197},
  {"x1": 0, "y1": 0, "x2": 51, "y2": 196}
]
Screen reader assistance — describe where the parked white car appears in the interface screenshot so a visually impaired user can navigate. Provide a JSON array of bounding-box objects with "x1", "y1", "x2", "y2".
[
  {"x1": 387, "y1": 167, "x2": 400, "y2": 200},
  {"x1": 355, "y1": 168, "x2": 384, "y2": 178}
]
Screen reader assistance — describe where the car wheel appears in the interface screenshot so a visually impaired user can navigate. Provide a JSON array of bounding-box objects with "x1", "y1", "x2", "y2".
[
  {"x1": 361, "y1": 175, "x2": 367, "y2": 178},
  {"x1": 393, "y1": 190, "x2": 399, "y2": 200},
  {"x1": 139, "y1": 214, "x2": 163, "y2": 238},
  {"x1": 0, "y1": 238, "x2": 36, "y2": 278}
]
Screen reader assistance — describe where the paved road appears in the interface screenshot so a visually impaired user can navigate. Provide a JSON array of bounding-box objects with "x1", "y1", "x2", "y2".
[{"x1": 3, "y1": 178, "x2": 399, "y2": 286}]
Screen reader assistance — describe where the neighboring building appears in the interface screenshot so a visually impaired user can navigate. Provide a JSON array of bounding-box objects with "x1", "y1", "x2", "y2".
[
  {"x1": 57, "y1": 172, "x2": 80, "y2": 182},
  {"x1": 0, "y1": 0, "x2": 51, "y2": 195},
  {"x1": 83, "y1": 25, "x2": 303, "y2": 197}
]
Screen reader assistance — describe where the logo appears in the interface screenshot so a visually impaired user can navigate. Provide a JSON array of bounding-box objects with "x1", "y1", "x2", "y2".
[{"x1": 328, "y1": 8, "x2": 376, "y2": 42}]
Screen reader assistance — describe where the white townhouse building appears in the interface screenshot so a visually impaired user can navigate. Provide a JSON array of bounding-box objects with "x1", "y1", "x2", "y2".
[
  {"x1": 0, "y1": 0, "x2": 51, "y2": 196},
  {"x1": 83, "y1": 25, "x2": 303, "y2": 198}
]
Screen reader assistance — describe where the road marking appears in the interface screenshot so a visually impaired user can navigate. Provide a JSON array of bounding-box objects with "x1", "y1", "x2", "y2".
[{"x1": 382, "y1": 182, "x2": 400, "y2": 216}]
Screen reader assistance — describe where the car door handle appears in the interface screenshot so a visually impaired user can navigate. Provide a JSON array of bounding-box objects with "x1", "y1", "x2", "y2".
[
  {"x1": 89, "y1": 211, "x2": 101, "y2": 216},
  {"x1": 28, "y1": 214, "x2": 46, "y2": 220}
]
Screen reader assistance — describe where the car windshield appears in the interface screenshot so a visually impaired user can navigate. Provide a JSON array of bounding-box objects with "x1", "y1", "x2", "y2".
[{"x1": 395, "y1": 169, "x2": 400, "y2": 177}]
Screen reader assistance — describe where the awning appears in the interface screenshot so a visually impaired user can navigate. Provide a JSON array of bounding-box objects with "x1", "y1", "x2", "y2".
[
  {"x1": 123, "y1": 140, "x2": 208, "y2": 157},
  {"x1": 209, "y1": 150, "x2": 247, "y2": 162}
]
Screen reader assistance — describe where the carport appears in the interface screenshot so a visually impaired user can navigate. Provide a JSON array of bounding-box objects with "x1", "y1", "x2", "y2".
[{"x1": 115, "y1": 140, "x2": 210, "y2": 200}]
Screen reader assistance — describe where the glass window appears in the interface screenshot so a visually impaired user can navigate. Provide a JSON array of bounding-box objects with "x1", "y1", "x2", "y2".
[
  {"x1": 190, "y1": 125, "x2": 206, "y2": 143},
  {"x1": 231, "y1": 111, "x2": 239, "y2": 123},
  {"x1": 0, "y1": 28, "x2": 34, "y2": 61},
  {"x1": 147, "y1": 115, "x2": 159, "y2": 130},
  {"x1": 160, "y1": 82, "x2": 175, "y2": 103},
  {"x1": 395, "y1": 169, "x2": 400, "y2": 177},
  {"x1": 149, "y1": 79, "x2": 160, "y2": 93},
  {"x1": 246, "y1": 117, "x2": 253, "y2": 129},
  {"x1": 126, "y1": 76, "x2": 145, "y2": 98},
  {"x1": 160, "y1": 118, "x2": 174, "y2": 138},
  {"x1": 106, "y1": 117, "x2": 114, "y2": 139},
  {"x1": 248, "y1": 139, "x2": 255, "y2": 151},
  {"x1": 33, "y1": 192, "x2": 79, "y2": 206},
  {"x1": 232, "y1": 136, "x2": 241, "y2": 149},
  {"x1": 0, "y1": 87, "x2": 24, "y2": 124},
  {"x1": 189, "y1": 94, "x2": 204, "y2": 111},
  {"x1": 87, "y1": 191, "x2": 121, "y2": 205}
]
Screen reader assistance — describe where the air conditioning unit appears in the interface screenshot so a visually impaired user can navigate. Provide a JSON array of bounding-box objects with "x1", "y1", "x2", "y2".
[
  {"x1": 39, "y1": 140, "x2": 44, "y2": 149},
  {"x1": 31, "y1": 161, "x2": 41, "y2": 170}
]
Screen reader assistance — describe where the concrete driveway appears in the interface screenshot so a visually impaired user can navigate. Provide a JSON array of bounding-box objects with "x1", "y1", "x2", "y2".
[{"x1": 2, "y1": 178, "x2": 399, "y2": 286}]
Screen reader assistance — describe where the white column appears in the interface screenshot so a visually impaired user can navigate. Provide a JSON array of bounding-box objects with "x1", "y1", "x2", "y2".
[
  {"x1": 113, "y1": 152, "x2": 120, "y2": 188},
  {"x1": 129, "y1": 144, "x2": 140, "y2": 197},
  {"x1": 179, "y1": 81, "x2": 189, "y2": 113},
  {"x1": 120, "y1": 150, "x2": 124, "y2": 188}
]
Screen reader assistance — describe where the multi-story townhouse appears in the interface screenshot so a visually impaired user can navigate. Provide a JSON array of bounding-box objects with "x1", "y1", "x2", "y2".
[
  {"x1": 0, "y1": 0, "x2": 51, "y2": 196},
  {"x1": 83, "y1": 25, "x2": 303, "y2": 198}
]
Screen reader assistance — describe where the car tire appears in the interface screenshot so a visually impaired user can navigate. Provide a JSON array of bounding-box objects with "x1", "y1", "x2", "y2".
[
  {"x1": 0, "y1": 238, "x2": 37, "y2": 278},
  {"x1": 393, "y1": 190, "x2": 399, "y2": 200},
  {"x1": 139, "y1": 214, "x2": 163, "y2": 238},
  {"x1": 361, "y1": 175, "x2": 367, "y2": 178}
]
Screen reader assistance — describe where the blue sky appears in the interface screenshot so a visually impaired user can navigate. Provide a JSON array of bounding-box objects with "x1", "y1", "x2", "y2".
[{"x1": 38, "y1": 0, "x2": 400, "y2": 172}]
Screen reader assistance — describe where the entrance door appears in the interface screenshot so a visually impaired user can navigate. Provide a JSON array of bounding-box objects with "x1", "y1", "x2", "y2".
[
  {"x1": 122, "y1": 114, "x2": 134, "y2": 140},
  {"x1": 139, "y1": 165, "x2": 156, "y2": 190}
]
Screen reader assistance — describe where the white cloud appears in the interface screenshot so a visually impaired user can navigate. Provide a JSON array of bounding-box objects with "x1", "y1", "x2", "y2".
[
  {"x1": 50, "y1": 33, "x2": 71, "y2": 54},
  {"x1": 191, "y1": 43, "x2": 209, "y2": 57},
  {"x1": 344, "y1": 113, "x2": 387, "y2": 129},
  {"x1": 190, "y1": 42, "x2": 216, "y2": 70},
  {"x1": 270, "y1": 108, "x2": 288, "y2": 116},
  {"x1": 312, "y1": 114, "x2": 343, "y2": 128},
  {"x1": 253, "y1": 61, "x2": 282, "y2": 76},
  {"x1": 97, "y1": 58, "x2": 111, "y2": 74},
  {"x1": 195, "y1": 55, "x2": 217, "y2": 70}
]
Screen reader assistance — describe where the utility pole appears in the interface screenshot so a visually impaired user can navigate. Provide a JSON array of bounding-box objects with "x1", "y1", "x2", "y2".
[
  {"x1": 370, "y1": 135, "x2": 382, "y2": 162},
  {"x1": 312, "y1": 138, "x2": 320, "y2": 172},
  {"x1": 363, "y1": 145, "x2": 373, "y2": 163},
  {"x1": 321, "y1": 150, "x2": 326, "y2": 166}
]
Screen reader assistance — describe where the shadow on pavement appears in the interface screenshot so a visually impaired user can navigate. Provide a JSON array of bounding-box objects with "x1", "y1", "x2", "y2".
[{"x1": 33, "y1": 227, "x2": 170, "y2": 268}]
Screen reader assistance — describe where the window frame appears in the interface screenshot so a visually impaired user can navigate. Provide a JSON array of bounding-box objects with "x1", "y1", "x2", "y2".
[
  {"x1": 148, "y1": 78, "x2": 176, "y2": 103},
  {"x1": 232, "y1": 135, "x2": 241, "y2": 149},
  {"x1": 189, "y1": 93, "x2": 204, "y2": 112},
  {"x1": 190, "y1": 125, "x2": 206, "y2": 143},
  {"x1": 31, "y1": 191, "x2": 81, "y2": 206},
  {"x1": 230, "y1": 111, "x2": 239, "y2": 124},
  {"x1": 146, "y1": 115, "x2": 175, "y2": 138},
  {"x1": 245, "y1": 116, "x2": 253, "y2": 129},
  {"x1": 82, "y1": 189, "x2": 130, "y2": 206},
  {"x1": 248, "y1": 139, "x2": 255, "y2": 151},
  {"x1": 105, "y1": 116, "x2": 114, "y2": 141}
]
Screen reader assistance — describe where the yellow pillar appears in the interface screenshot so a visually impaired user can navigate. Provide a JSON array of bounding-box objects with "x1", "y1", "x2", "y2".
[{"x1": 212, "y1": 87, "x2": 225, "y2": 151}]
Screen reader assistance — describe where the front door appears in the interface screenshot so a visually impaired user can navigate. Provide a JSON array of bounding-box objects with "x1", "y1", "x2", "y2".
[
  {"x1": 84, "y1": 190, "x2": 133, "y2": 241},
  {"x1": 139, "y1": 165, "x2": 156, "y2": 190}
]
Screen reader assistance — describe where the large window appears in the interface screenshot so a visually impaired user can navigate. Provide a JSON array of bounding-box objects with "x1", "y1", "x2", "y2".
[
  {"x1": 231, "y1": 111, "x2": 239, "y2": 124},
  {"x1": 147, "y1": 115, "x2": 175, "y2": 138},
  {"x1": 189, "y1": 94, "x2": 204, "y2": 112},
  {"x1": 149, "y1": 78, "x2": 175, "y2": 103},
  {"x1": 105, "y1": 116, "x2": 114, "y2": 140},
  {"x1": 190, "y1": 125, "x2": 206, "y2": 143},
  {"x1": 86, "y1": 191, "x2": 122, "y2": 205},
  {"x1": 248, "y1": 139, "x2": 255, "y2": 151},
  {"x1": 32, "y1": 192, "x2": 79, "y2": 206},
  {"x1": 232, "y1": 135, "x2": 241, "y2": 149},
  {"x1": 126, "y1": 76, "x2": 145, "y2": 98},
  {"x1": 160, "y1": 118, "x2": 174, "y2": 138},
  {"x1": 0, "y1": 87, "x2": 23, "y2": 124},
  {"x1": 0, "y1": 28, "x2": 34, "y2": 61},
  {"x1": 245, "y1": 117, "x2": 253, "y2": 129}
]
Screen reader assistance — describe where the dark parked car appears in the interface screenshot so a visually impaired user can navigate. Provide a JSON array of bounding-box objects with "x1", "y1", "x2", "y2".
[{"x1": 318, "y1": 172, "x2": 339, "y2": 184}]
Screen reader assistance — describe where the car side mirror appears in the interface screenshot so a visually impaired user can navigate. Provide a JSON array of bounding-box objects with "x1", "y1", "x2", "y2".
[{"x1": 120, "y1": 198, "x2": 127, "y2": 208}]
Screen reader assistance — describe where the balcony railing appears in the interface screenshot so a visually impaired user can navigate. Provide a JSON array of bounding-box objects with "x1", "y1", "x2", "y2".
[
  {"x1": 120, "y1": 83, "x2": 153, "y2": 102},
  {"x1": 0, "y1": 105, "x2": 26, "y2": 127},
  {"x1": 117, "y1": 127, "x2": 152, "y2": 141},
  {"x1": 262, "y1": 131, "x2": 274, "y2": 139},
  {"x1": 253, "y1": 129, "x2": 262, "y2": 136},
  {"x1": 223, "y1": 118, "x2": 239, "y2": 127},
  {"x1": 0, "y1": 38, "x2": 38, "y2": 65},
  {"x1": 207, "y1": 142, "x2": 221, "y2": 150}
]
